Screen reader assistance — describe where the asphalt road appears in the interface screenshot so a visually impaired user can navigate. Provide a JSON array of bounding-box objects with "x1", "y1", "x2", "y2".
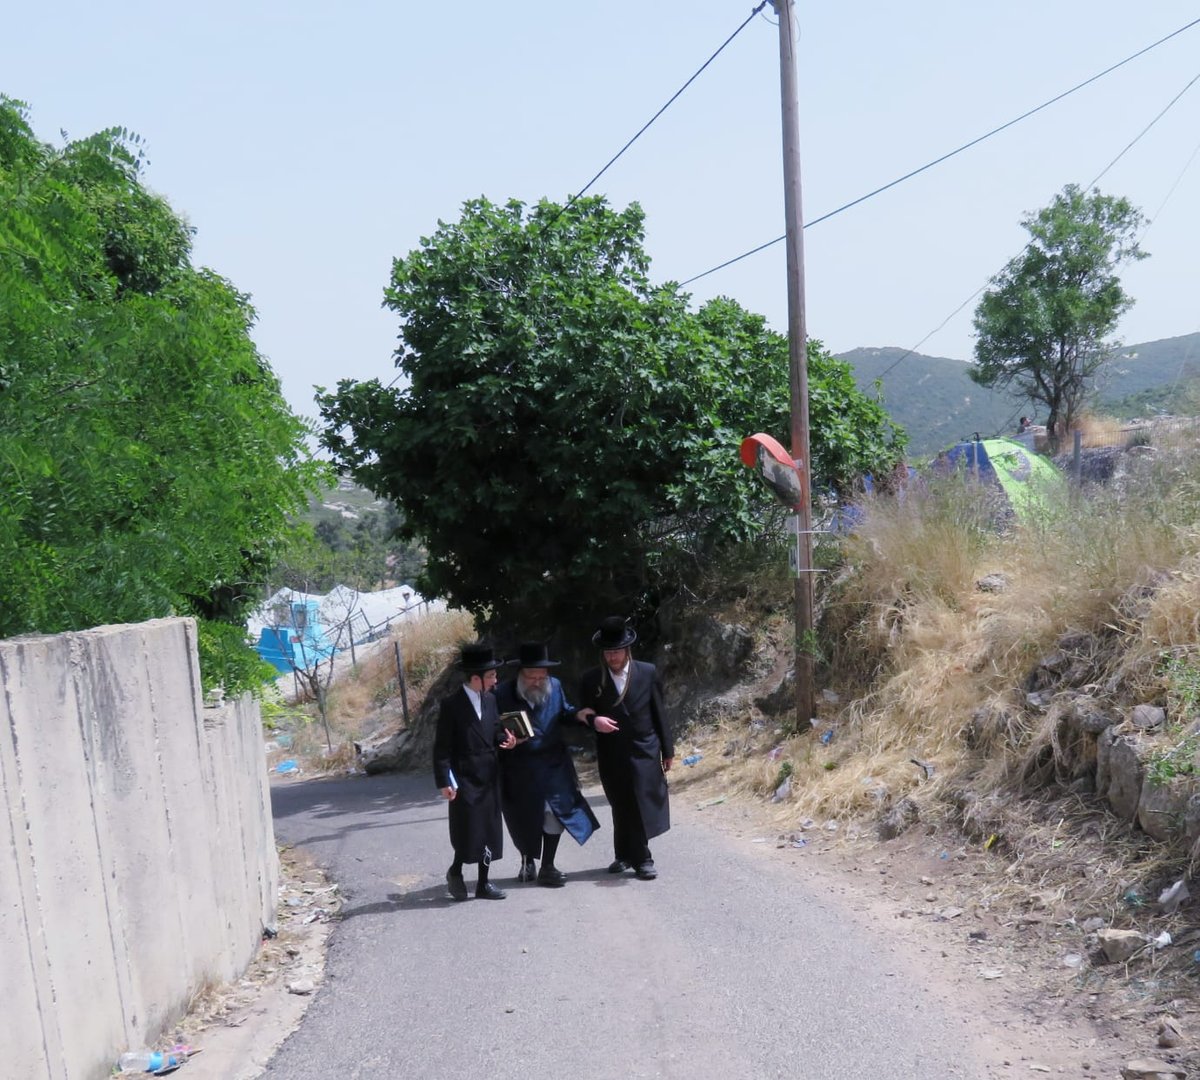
[{"x1": 265, "y1": 770, "x2": 989, "y2": 1079}]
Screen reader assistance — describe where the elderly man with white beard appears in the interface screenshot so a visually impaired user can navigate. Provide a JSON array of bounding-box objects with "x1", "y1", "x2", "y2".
[{"x1": 494, "y1": 642, "x2": 600, "y2": 886}]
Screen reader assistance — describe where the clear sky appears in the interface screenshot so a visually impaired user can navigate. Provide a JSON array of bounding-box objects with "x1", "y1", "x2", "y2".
[{"x1": 5, "y1": 2, "x2": 1199, "y2": 425}]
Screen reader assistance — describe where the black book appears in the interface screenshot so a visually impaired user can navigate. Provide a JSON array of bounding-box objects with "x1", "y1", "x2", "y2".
[{"x1": 498, "y1": 710, "x2": 534, "y2": 739}]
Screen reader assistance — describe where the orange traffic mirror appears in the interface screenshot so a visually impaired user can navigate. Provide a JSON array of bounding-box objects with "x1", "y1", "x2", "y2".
[{"x1": 739, "y1": 433, "x2": 805, "y2": 508}]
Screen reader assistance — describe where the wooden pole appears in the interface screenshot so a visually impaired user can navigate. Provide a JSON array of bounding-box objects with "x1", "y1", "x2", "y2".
[
  {"x1": 394, "y1": 640, "x2": 411, "y2": 727},
  {"x1": 773, "y1": 0, "x2": 816, "y2": 733}
]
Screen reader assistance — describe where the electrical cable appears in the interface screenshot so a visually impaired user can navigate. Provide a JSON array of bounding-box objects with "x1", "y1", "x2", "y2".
[
  {"x1": 874, "y1": 68, "x2": 1200, "y2": 384},
  {"x1": 548, "y1": 2, "x2": 768, "y2": 226},
  {"x1": 678, "y1": 16, "x2": 1200, "y2": 287}
]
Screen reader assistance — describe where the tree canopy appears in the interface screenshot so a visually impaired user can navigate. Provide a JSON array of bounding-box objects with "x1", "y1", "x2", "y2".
[
  {"x1": 318, "y1": 195, "x2": 905, "y2": 635},
  {"x1": 0, "y1": 98, "x2": 324, "y2": 686},
  {"x1": 971, "y1": 184, "x2": 1147, "y2": 444}
]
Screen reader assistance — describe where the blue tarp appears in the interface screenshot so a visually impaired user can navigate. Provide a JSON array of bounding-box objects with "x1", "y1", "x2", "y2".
[{"x1": 255, "y1": 600, "x2": 337, "y2": 673}]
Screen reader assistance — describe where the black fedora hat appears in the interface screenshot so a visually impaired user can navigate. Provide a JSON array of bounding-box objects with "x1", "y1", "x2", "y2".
[
  {"x1": 510, "y1": 641, "x2": 561, "y2": 669},
  {"x1": 592, "y1": 616, "x2": 636, "y2": 650},
  {"x1": 457, "y1": 642, "x2": 503, "y2": 673}
]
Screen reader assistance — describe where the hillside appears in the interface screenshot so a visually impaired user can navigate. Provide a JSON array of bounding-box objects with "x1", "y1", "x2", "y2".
[
  {"x1": 836, "y1": 346, "x2": 1024, "y2": 456},
  {"x1": 839, "y1": 331, "x2": 1200, "y2": 456}
]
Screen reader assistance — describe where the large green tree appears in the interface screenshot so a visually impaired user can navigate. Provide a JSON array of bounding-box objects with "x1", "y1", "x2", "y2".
[
  {"x1": 318, "y1": 196, "x2": 904, "y2": 635},
  {"x1": 0, "y1": 98, "x2": 324, "y2": 684},
  {"x1": 971, "y1": 184, "x2": 1147, "y2": 445}
]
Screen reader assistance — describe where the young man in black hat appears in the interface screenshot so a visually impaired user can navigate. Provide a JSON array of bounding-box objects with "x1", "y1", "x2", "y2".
[
  {"x1": 494, "y1": 641, "x2": 600, "y2": 887},
  {"x1": 433, "y1": 643, "x2": 517, "y2": 900},
  {"x1": 577, "y1": 617, "x2": 674, "y2": 880}
]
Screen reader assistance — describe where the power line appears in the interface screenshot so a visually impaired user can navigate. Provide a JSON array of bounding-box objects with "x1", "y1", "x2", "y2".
[
  {"x1": 551, "y1": 2, "x2": 768, "y2": 225},
  {"x1": 874, "y1": 67, "x2": 1200, "y2": 384},
  {"x1": 1087, "y1": 70, "x2": 1200, "y2": 187},
  {"x1": 679, "y1": 16, "x2": 1200, "y2": 287}
]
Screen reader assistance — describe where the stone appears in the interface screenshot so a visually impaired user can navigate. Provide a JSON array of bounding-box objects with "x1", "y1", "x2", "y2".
[
  {"x1": 1138, "y1": 775, "x2": 1197, "y2": 842},
  {"x1": 287, "y1": 978, "x2": 316, "y2": 995},
  {"x1": 1097, "y1": 928, "x2": 1148, "y2": 964},
  {"x1": 1105, "y1": 733, "x2": 1148, "y2": 822},
  {"x1": 1096, "y1": 727, "x2": 1116, "y2": 795},
  {"x1": 356, "y1": 728, "x2": 414, "y2": 774},
  {"x1": 975, "y1": 572, "x2": 1009, "y2": 593},
  {"x1": 1080, "y1": 916, "x2": 1105, "y2": 933},
  {"x1": 1185, "y1": 793, "x2": 1200, "y2": 842},
  {"x1": 1064, "y1": 694, "x2": 1114, "y2": 735},
  {"x1": 1130, "y1": 704, "x2": 1167, "y2": 730},
  {"x1": 873, "y1": 796, "x2": 916, "y2": 840},
  {"x1": 755, "y1": 670, "x2": 794, "y2": 716},
  {"x1": 1120, "y1": 1059, "x2": 1185, "y2": 1079},
  {"x1": 1037, "y1": 650, "x2": 1070, "y2": 674},
  {"x1": 1156, "y1": 1018, "x2": 1183, "y2": 1049}
]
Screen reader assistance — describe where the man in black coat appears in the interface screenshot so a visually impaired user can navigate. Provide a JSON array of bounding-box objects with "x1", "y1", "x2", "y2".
[
  {"x1": 433, "y1": 643, "x2": 516, "y2": 901},
  {"x1": 495, "y1": 641, "x2": 599, "y2": 887},
  {"x1": 578, "y1": 617, "x2": 674, "y2": 880}
]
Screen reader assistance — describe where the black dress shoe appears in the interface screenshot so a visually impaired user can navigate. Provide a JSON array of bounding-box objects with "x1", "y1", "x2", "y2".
[
  {"x1": 634, "y1": 861, "x2": 657, "y2": 880},
  {"x1": 517, "y1": 859, "x2": 537, "y2": 883},
  {"x1": 475, "y1": 882, "x2": 507, "y2": 900},
  {"x1": 537, "y1": 865, "x2": 566, "y2": 887},
  {"x1": 446, "y1": 870, "x2": 469, "y2": 901},
  {"x1": 607, "y1": 859, "x2": 631, "y2": 874}
]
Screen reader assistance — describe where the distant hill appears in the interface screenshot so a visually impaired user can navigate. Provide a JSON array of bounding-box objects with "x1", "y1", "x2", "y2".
[
  {"x1": 836, "y1": 346, "x2": 1024, "y2": 456},
  {"x1": 837, "y1": 331, "x2": 1200, "y2": 456}
]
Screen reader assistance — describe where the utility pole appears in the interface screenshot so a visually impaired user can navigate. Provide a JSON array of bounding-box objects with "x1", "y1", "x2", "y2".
[{"x1": 772, "y1": 0, "x2": 816, "y2": 733}]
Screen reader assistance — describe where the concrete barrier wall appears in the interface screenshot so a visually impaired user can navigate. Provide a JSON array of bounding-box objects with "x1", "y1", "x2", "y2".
[{"x1": 0, "y1": 617, "x2": 278, "y2": 1080}]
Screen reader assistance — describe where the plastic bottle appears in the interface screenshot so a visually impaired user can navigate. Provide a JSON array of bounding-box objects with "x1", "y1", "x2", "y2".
[
  {"x1": 681, "y1": 753, "x2": 702, "y2": 766},
  {"x1": 115, "y1": 1049, "x2": 185, "y2": 1073}
]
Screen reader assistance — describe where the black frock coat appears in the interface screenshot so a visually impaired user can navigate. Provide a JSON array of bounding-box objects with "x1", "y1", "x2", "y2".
[
  {"x1": 579, "y1": 659, "x2": 675, "y2": 841},
  {"x1": 432, "y1": 686, "x2": 505, "y2": 863}
]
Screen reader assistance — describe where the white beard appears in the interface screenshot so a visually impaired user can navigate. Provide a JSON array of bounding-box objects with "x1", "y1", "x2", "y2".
[{"x1": 518, "y1": 678, "x2": 550, "y2": 708}]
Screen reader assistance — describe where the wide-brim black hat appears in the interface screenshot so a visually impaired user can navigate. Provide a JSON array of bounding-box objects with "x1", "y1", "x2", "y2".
[
  {"x1": 509, "y1": 641, "x2": 561, "y2": 669},
  {"x1": 592, "y1": 616, "x2": 637, "y2": 650},
  {"x1": 457, "y1": 642, "x2": 504, "y2": 673}
]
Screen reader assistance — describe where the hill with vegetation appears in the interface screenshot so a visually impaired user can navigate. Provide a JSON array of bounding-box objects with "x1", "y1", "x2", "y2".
[{"x1": 839, "y1": 331, "x2": 1200, "y2": 456}]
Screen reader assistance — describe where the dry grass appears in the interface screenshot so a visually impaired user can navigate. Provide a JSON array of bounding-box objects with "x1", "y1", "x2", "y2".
[
  {"x1": 695, "y1": 444, "x2": 1200, "y2": 860},
  {"x1": 279, "y1": 609, "x2": 475, "y2": 769}
]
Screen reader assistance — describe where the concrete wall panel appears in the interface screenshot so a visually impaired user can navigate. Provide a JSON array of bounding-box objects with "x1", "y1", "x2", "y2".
[{"x1": 0, "y1": 618, "x2": 277, "y2": 1080}]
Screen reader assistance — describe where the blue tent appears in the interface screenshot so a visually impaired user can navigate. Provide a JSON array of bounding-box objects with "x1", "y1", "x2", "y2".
[{"x1": 936, "y1": 437, "x2": 1064, "y2": 520}]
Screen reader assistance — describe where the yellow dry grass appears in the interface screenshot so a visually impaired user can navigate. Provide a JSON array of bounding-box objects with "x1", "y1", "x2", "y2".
[
  {"x1": 701, "y1": 443, "x2": 1200, "y2": 843},
  {"x1": 285, "y1": 609, "x2": 475, "y2": 766}
]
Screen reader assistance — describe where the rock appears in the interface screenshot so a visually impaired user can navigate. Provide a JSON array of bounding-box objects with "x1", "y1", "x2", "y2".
[
  {"x1": 755, "y1": 670, "x2": 794, "y2": 716},
  {"x1": 878, "y1": 797, "x2": 919, "y2": 840},
  {"x1": 1063, "y1": 694, "x2": 1115, "y2": 735},
  {"x1": 1185, "y1": 793, "x2": 1200, "y2": 842},
  {"x1": 1097, "y1": 928, "x2": 1148, "y2": 964},
  {"x1": 964, "y1": 704, "x2": 1019, "y2": 752},
  {"x1": 676, "y1": 615, "x2": 755, "y2": 680},
  {"x1": 1096, "y1": 726, "x2": 1117, "y2": 795},
  {"x1": 772, "y1": 776, "x2": 792, "y2": 803},
  {"x1": 1105, "y1": 733, "x2": 1149, "y2": 822},
  {"x1": 1037, "y1": 650, "x2": 1070, "y2": 674},
  {"x1": 1081, "y1": 916, "x2": 1105, "y2": 933},
  {"x1": 356, "y1": 727, "x2": 414, "y2": 774},
  {"x1": 1156, "y1": 1018, "x2": 1183, "y2": 1049},
  {"x1": 287, "y1": 978, "x2": 316, "y2": 995},
  {"x1": 1130, "y1": 704, "x2": 1167, "y2": 730},
  {"x1": 975, "y1": 572, "x2": 1009, "y2": 593},
  {"x1": 1120, "y1": 1059, "x2": 1185, "y2": 1079},
  {"x1": 1138, "y1": 775, "x2": 1198, "y2": 842}
]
